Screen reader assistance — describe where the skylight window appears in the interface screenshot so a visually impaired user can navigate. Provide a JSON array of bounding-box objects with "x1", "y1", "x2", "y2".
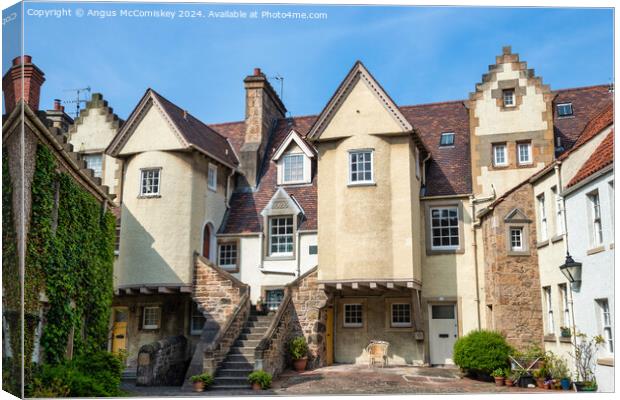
[
  {"x1": 557, "y1": 103, "x2": 573, "y2": 117},
  {"x1": 440, "y1": 132, "x2": 455, "y2": 147}
]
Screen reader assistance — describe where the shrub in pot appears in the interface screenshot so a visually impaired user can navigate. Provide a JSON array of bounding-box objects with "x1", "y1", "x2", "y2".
[
  {"x1": 248, "y1": 370, "x2": 272, "y2": 390},
  {"x1": 190, "y1": 373, "x2": 214, "y2": 392},
  {"x1": 453, "y1": 330, "x2": 514, "y2": 378},
  {"x1": 491, "y1": 368, "x2": 505, "y2": 386},
  {"x1": 504, "y1": 369, "x2": 515, "y2": 387},
  {"x1": 289, "y1": 336, "x2": 309, "y2": 372}
]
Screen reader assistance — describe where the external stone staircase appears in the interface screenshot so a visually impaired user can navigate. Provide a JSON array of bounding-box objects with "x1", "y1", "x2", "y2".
[{"x1": 211, "y1": 310, "x2": 274, "y2": 390}]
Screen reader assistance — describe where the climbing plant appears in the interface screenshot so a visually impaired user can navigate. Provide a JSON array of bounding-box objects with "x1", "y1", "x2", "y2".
[{"x1": 2, "y1": 143, "x2": 116, "y2": 394}]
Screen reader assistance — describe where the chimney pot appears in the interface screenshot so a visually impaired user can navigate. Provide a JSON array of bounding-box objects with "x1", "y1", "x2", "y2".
[
  {"x1": 254, "y1": 68, "x2": 262, "y2": 76},
  {"x1": 54, "y1": 99, "x2": 62, "y2": 110},
  {"x1": 12, "y1": 55, "x2": 32, "y2": 66},
  {"x1": 3, "y1": 54, "x2": 45, "y2": 114}
]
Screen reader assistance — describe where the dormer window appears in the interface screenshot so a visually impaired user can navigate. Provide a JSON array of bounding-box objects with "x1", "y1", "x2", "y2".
[
  {"x1": 273, "y1": 129, "x2": 315, "y2": 185},
  {"x1": 503, "y1": 89, "x2": 515, "y2": 107},
  {"x1": 557, "y1": 103, "x2": 573, "y2": 117},
  {"x1": 439, "y1": 132, "x2": 455, "y2": 147},
  {"x1": 283, "y1": 154, "x2": 304, "y2": 183}
]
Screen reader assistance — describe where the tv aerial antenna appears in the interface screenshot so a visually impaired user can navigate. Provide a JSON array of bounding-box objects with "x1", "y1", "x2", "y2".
[
  {"x1": 271, "y1": 74, "x2": 290, "y2": 118},
  {"x1": 62, "y1": 86, "x2": 91, "y2": 118}
]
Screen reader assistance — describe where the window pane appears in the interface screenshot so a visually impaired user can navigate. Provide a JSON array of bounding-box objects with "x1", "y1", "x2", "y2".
[
  {"x1": 432, "y1": 305, "x2": 454, "y2": 319},
  {"x1": 269, "y1": 217, "x2": 294, "y2": 255},
  {"x1": 430, "y1": 207, "x2": 460, "y2": 249},
  {"x1": 349, "y1": 151, "x2": 373, "y2": 183}
]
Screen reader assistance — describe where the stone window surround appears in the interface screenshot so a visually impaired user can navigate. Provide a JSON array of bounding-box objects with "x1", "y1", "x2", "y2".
[
  {"x1": 260, "y1": 285, "x2": 286, "y2": 311},
  {"x1": 586, "y1": 189, "x2": 604, "y2": 250},
  {"x1": 189, "y1": 302, "x2": 206, "y2": 336},
  {"x1": 141, "y1": 305, "x2": 161, "y2": 330},
  {"x1": 516, "y1": 140, "x2": 533, "y2": 165},
  {"x1": 491, "y1": 79, "x2": 526, "y2": 111},
  {"x1": 261, "y1": 188, "x2": 303, "y2": 261},
  {"x1": 267, "y1": 215, "x2": 295, "y2": 258},
  {"x1": 217, "y1": 238, "x2": 240, "y2": 273},
  {"x1": 492, "y1": 142, "x2": 508, "y2": 167},
  {"x1": 505, "y1": 222, "x2": 530, "y2": 256},
  {"x1": 385, "y1": 297, "x2": 414, "y2": 331},
  {"x1": 424, "y1": 201, "x2": 465, "y2": 255},
  {"x1": 339, "y1": 298, "x2": 367, "y2": 330}
]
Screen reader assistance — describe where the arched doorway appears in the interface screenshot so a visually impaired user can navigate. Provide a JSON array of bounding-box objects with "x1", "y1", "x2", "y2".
[{"x1": 202, "y1": 224, "x2": 212, "y2": 260}]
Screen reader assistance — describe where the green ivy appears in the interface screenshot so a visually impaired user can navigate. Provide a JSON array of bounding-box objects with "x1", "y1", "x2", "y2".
[{"x1": 1, "y1": 143, "x2": 116, "y2": 394}]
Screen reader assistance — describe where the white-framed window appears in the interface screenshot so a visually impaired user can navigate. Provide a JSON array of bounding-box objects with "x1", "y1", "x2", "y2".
[
  {"x1": 190, "y1": 302, "x2": 205, "y2": 335},
  {"x1": 283, "y1": 153, "x2": 305, "y2": 183},
  {"x1": 517, "y1": 142, "x2": 532, "y2": 165},
  {"x1": 343, "y1": 303, "x2": 363, "y2": 328},
  {"x1": 208, "y1": 164, "x2": 217, "y2": 191},
  {"x1": 268, "y1": 216, "x2": 294, "y2": 256},
  {"x1": 440, "y1": 132, "x2": 455, "y2": 147},
  {"x1": 552, "y1": 186, "x2": 564, "y2": 236},
  {"x1": 140, "y1": 168, "x2": 161, "y2": 196},
  {"x1": 559, "y1": 283, "x2": 571, "y2": 329},
  {"x1": 265, "y1": 289, "x2": 285, "y2": 311},
  {"x1": 596, "y1": 299, "x2": 613, "y2": 353},
  {"x1": 557, "y1": 103, "x2": 573, "y2": 117},
  {"x1": 391, "y1": 303, "x2": 412, "y2": 328},
  {"x1": 430, "y1": 207, "x2": 460, "y2": 250},
  {"x1": 503, "y1": 89, "x2": 515, "y2": 107},
  {"x1": 142, "y1": 306, "x2": 160, "y2": 330},
  {"x1": 609, "y1": 181, "x2": 614, "y2": 237},
  {"x1": 537, "y1": 194, "x2": 548, "y2": 241},
  {"x1": 510, "y1": 227, "x2": 523, "y2": 251},
  {"x1": 349, "y1": 150, "x2": 373, "y2": 184},
  {"x1": 588, "y1": 191, "x2": 603, "y2": 246},
  {"x1": 493, "y1": 144, "x2": 507, "y2": 167},
  {"x1": 83, "y1": 153, "x2": 103, "y2": 178},
  {"x1": 218, "y1": 242, "x2": 238, "y2": 269},
  {"x1": 543, "y1": 286, "x2": 554, "y2": 334}
]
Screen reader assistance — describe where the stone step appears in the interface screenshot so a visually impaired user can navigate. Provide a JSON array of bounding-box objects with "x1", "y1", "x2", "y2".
[
  {"x1": 225, "y1": 353, "x2": 255, "y2": 363},
  {"x1": 210, "y1": 384, "x2": 252, "y2": 390},
  {"x1": 242, "y1": 327, "x2": 268, "y2": 335},
  {"x1": 247, "y1": 315, "x2": 273, "y2": 322},
  {"x1": 213, "y1": 376, "x2": 251, "y2": 386},
  {"x1": 216, "y1": 368, "x2": 253, "y2": 377},
  {"x1": 229, "y1": 346, "x2": 256, "y2": 355},
  {"x1": 234, "y1": 339, "x2": 262, "y2": 348},
  {"x1": 222, "y1": 359, "x2": 254, "y2": 369},
  {"x1": 238, "y1": 333, "x2": 264, "y2": 341}
]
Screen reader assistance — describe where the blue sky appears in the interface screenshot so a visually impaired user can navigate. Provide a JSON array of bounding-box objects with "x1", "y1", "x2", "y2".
[{"x1": 8, "y1": 2, "x2": 614, "y2": 123}]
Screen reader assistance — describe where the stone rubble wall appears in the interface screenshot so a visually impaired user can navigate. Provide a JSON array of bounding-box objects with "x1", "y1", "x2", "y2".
[{"x1": 136, "y1": 335, "x2": 188, "y2": 386}]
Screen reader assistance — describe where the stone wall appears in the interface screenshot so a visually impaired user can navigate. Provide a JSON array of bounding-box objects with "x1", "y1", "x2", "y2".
[
  {"x1": 136, "y1": 335, "x2": 188, "y2": 386},
  {"x1": 256, "y1": 267, "x2": 330, "y2": 377},
  {"x1": 481, "y1": 182, "x2": 544, "y2": 349}
]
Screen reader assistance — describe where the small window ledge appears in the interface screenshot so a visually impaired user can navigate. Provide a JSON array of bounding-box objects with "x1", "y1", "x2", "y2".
[
  {"x1": 264, "y1": 256, "x2": 295, "y2": 262},
  {"x1": 507, "y1": 250, "x2": 530, "y2": 257},
  {"x1": 597, "y1": 357, "x2": 614, "y2": 367},
  {"x1": 587, "y1": 246, "x2": 605, "y2": 256},
  {"x1": 559, "y1": 336, "x2": 572, "y2": 343},
  {"x1": 537, "y1": 240, "x2": 549, "y2": 249},
  {"x1": 551, "y1": 234, "x2": 564, "y2": 243},
  {"x1": 347, "y1": 182, "x2": 376, "y2": 188},
  {"x1": 544, "y1": 334, "x2": 556, "y2": 343},
  {"x1": 137, "y1": 195, "x2": 162, "y2": 199}
]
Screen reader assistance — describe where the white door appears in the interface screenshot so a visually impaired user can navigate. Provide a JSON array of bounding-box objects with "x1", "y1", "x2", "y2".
[{"x1": 428, "y1": 304, "x2": 458, "y2": 365}]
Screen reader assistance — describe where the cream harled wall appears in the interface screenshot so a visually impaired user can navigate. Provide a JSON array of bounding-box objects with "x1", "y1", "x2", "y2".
[{"x1": 316, "y1": 77, "x2": 421, "y2": 283}]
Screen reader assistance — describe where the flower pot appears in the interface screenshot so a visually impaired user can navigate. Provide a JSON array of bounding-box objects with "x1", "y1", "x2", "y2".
[
  {"x1": 193, "y1": 381, "x2": 205, "y2": 392},
  {"x1": 535, "y1": 378, "x2": 545, "y2": 389},
  {"x1": 293, "y1": 357, "x2": 308, "y2": 372},
  {"x1": 252, "y1": 382, "x2": 262, "y2": 391},
  {"x1": 494, "y1": 377, "x2": 505, "y2": 387},
  {"x1": 560, "y1": 378, "x2": 571, "y2": 390},
  {"x1": 574, "y1": 382, "x2": 597, "y2": 392},
  {"x1": 505, "y1": 379, "x2": 514, "y2": 387}
]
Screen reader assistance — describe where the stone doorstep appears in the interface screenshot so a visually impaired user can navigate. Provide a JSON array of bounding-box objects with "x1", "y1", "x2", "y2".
[
  {"x1": 234, "y1": 339, "x2": 262, "y2": 347},
  {"x1": 238, "y1": 333, "x2": 264, "y2": 340},
  {"x1": 216, "y1": 368, "x2": 254, "y2": 377}
]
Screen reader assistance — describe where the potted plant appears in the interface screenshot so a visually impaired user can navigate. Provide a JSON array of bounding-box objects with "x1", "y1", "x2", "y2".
[
  {"x1": 491, "y1": 368, "x2": 505, "y2": 386},
  {"x1": 289, "y1": 336, "x2": 309, "y2": 372},
  {"x1": 545, "y1": 351, "x2": 571, "y2": 391},
  {"x1": 532, "y1": 368, "x2": 546, "y2": 388},
  {"x1": 247, "y1": 370, "x2": 272, "y2": 391},
  {"x1": 505, "y1": 369, "x2": 516, "y2": 387},
  {"x1": 560, "y1": 326, "x2": 571, "y2": 338},
  {"x1": 569, "y1": 333, "x2": 603, "y2": 392},
  {"x1": 190, "y1": 373, "x2": 214, "y2": 392}
]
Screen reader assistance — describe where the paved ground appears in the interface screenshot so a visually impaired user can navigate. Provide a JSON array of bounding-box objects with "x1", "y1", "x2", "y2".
[{"x1": 120, "y1": 364, "x2": 553, "y2": 396}]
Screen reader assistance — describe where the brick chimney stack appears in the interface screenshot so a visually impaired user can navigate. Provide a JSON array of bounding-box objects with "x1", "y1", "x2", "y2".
[
  {"x1": 2, "y1": 55, "x2": 46, "y2": 115},
  {"x1": 241, "y1": 67, "x2": 286, "y2": 188}
]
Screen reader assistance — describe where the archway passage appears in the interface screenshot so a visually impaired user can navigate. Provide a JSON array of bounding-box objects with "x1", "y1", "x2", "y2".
[{"x1": 202, "y1": 224, "x2": 211, "y2": 259}]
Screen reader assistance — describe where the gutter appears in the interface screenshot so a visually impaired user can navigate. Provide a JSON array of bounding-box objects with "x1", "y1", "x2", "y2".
[{"x1": 561, "y1": 164, "x2": 613, "y2": 198}]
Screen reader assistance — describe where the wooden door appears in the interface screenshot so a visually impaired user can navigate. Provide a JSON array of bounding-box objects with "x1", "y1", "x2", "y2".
[
  {"x1": 202, "y1": 224, "x2": 211, "y2": 259},
  {"x1": 111, "y1": 308, "x2": 128, "y2": 354},
  {"x1": 326, "y1": 306, "x2": 334, "y2": 365}
]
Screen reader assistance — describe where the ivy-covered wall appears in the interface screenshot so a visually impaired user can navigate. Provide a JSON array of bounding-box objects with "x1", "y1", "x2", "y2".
[{"x1": 2, "y1": 143, "x2": 116, "y2": 394}]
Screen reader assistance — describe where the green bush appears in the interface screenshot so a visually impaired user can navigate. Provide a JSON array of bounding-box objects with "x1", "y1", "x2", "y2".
[
  {"x1": 191, "y1": 373, "x2": 214, "y2": 386},
  {"x1": 29, "y1": 351, "x2": 123, "y2": 397},
  {"x1": 289, "y1": 336, "x2": 308, "y2": 360},
  {"x1": 248, "y1": 370, "x2": 272, "y2": 389},
  {"x1": 453, "y1": 330, "x2": 514, "y2": 375}
]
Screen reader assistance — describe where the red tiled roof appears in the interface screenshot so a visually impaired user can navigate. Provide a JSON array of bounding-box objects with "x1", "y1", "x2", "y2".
[
  {"x1": 566, "y1": 131, "x2": 614, "y2": 188},
  {"x1": 213, "y1": 116, "x2": 317, "y2": 234},
  {"x1": 553, "y1": 85, "x2": 612, "y2": 152},
  {"x1": 150, "y1": 90, "x2": 239, "y2": 167},
  {"x1": 400, "y1": 100, "x2": 472, "y2": 197},
  {"x1": 571, "y1": 102, "x2": 613, "y2": 149}
]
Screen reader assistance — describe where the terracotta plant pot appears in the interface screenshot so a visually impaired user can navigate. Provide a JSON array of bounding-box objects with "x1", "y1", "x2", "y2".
[
  {"x1": 505, "y1": 379, "x2": 514, "y2": 387},
  {"x1": 535, "y1": 378, "x2": 545, "y2": 389},
  {"x1": 293, "y1": 357, "x2": 308, "y2": 372},
  {"x1": 494, "y1": 377, "x2": 505, "y2": 387},
  {"x1": 252, "y1": 382, "x2": 262, "y2": 391},
  {"x1": 193, "y1": 381, "x2": 205, "y2": 392}
]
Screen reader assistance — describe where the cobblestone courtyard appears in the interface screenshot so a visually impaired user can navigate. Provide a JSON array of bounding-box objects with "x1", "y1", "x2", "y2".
[{"x1": 121, "y1": 364, "x2": 552, "y2": 396}]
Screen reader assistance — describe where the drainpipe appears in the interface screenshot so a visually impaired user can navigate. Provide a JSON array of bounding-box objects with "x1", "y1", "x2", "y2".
[
  {"x1": 469, "y1": 185, "x2": 496, "y2": 330},
  {"x1": 421, "y1": 152, "x2": 432, "y2": 187},
  {"x1": 296, "y1": 230, "x2": 301, "y2": 277}
]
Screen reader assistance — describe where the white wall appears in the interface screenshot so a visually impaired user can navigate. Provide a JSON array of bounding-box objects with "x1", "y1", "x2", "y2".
[{"x1": 564, "y1": 171, "x2": 614, "y2": 392}]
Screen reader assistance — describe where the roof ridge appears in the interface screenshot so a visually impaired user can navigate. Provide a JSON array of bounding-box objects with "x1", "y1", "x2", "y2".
[
  {"x1": 552, "y1": 84, "x2": 610, "y2": 93},
  {"x1": 400, "y1": 99, "x2": 466, "y2": 109}
]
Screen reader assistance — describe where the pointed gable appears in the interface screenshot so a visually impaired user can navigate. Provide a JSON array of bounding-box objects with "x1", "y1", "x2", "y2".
[
  {"x1": 260, "y1": 187, "x2": 303, "y2": 218},
  {"x1": 272, "y1": 129, "x2": 315, "y2": 161},
  {"x1": 307, "y1": 61, "x2": 413, "y2": 141},
  {"x1": 504, "y1": 208, "x2": 530, "y2": 223}
]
